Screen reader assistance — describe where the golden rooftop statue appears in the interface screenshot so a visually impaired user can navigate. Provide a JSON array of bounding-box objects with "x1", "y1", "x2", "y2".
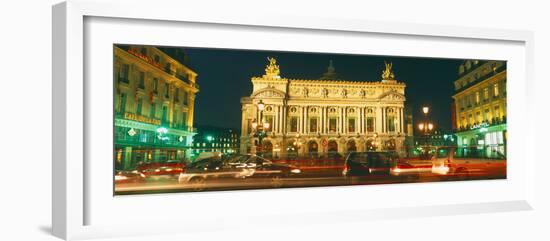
[
  {"x1": 264, "y1": 57, "x2": 281, "y2": 78},
  {"x1": 381, "y1": 61, "x2": 395, "y2": 80}
]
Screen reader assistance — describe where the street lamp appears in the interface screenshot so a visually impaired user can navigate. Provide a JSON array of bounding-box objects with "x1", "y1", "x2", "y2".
[
  {"x1": 422, "y1": 106, "x2": 429, "y2": 114},
  {"x1": 257, "y1": 100, "x2": 265, "y2": 112},
  {"x1": 418, "y1": 106, "x2": 434, "y2": 146},
  {"x1": 156, "y1": 127, "x2": 169, "y2": 162},
  {"x1": 251, "y1": 99, "x2": 270, "y2": 156}
]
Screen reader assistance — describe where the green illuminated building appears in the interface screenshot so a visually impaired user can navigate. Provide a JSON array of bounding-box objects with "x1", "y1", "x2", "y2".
[
  {"x1": 114, "y1": 45, "x2": 199, "y2": 170},
  {"x1": 452, "y1": 60, "x2": 507, "y2": 159}
]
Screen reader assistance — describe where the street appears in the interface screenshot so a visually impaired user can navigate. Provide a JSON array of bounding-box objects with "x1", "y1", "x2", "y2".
[{"x1": 115, "y1": 164, "x2": 506, "y2": 195}]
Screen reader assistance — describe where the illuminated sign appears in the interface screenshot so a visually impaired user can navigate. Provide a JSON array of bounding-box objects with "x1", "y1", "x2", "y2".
[
  {"x1": 124, "y1": 112, "x2": 161, "y2": 125},
  {"x1": 470, "y1": 122, "x2": 489, "y2": 130}
]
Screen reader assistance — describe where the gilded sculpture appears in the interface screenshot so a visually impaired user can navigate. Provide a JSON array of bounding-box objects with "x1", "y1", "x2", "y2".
[
  {"x1": 264, "y1": 57, "x2": 280, "y2": 77},
  {"x1": 381, "y1": 61, "x2": 395, "y2": 80}
]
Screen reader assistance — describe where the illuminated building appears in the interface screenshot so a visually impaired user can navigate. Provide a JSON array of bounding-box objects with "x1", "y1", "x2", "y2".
[
  {"x1": 114, "y1": 45, "x2": 199, "y2": 170},
  {"x1": 414, "y1": 129, "x2": 457, "y2": 147},
  {"x1": 240, "y1": 58, "x2": 408, "y2": 158},
  {"x1": 452, "y1": 60, "x2": 507, "y2": 158},
  {"x1": 192, "y1": 127, "x2": 240, "y2": 157}
]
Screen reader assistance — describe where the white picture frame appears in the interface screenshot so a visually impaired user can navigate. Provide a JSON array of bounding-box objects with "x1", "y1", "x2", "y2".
[{"x1": 52, "y1": 0, "x2": 535, "y2": 240}]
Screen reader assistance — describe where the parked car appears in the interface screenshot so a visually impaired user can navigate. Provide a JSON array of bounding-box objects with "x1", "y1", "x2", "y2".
[
  {"x1": 114, "y1": 170, "x2": 146, "y2": 184},
  {"x1": 342, "y1": 151, "x2": 398, "y2": 177}
]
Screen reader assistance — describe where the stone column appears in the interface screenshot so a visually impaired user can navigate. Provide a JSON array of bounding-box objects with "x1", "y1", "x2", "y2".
[
  {"x1": 343, "y1": 107, "x2": 348, "y2": 134},
  {"x1": 304, "y1": 106, "x2": 309, "y2": 134},
  {"x1": 339, "y1": 107, "x2": 343, "y2": 134},
  {"x1": 274, "y1": 105, "x2": 279, "y2": 133},
  {"x1": 399, "y1": 107, "x2": 404, "y2": 133},
  {"x1": 359, "y1": 107, "x2": 364, "y2": 134},
  {"x1": 124, "y1": 146, "x2": 133, "y2": 170},
  {"x1": 240, "y1": 106, "x2": 248, "y2": 137},
  {"x1": 282, "y1": 104, "x2": 287, "y2": 134},
  {"x1": 376, "y1": 106, "x2": 383, "y2": 134}
]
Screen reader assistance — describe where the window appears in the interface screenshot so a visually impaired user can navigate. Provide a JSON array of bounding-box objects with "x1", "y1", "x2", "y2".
[
  {"x1": 165, "y1": 63, "x2": 172, "y2": 74},
  {"x1": 175, "y1": 88, "x2": 180, "y2": 101},
  {"x1": 138, "y1": 71, "x2": 145, "y2": 89},
  {"x1": 476, "y1": 111, "x2": 481, "y2": 123},
  {"x1": 153, "y1": 78, "x2": 159, "y2": 92},
  {"x1": 119, "y1": 64, "x2": 129, "y2": 83},
  {"x1": 387, "y1": 116, "x2": 396, "y2": 132},
  {"x1": 118, "y1": 92, "x2": 127, "y2": 114},
  {"x1": 475, "y1": 91, "x2": 480, "y2": 104},
  {"x1": 136, "y1": 98, "x2": 143, "y2": 115},
  {"x1": 309, "y1": 118, "x2": 317, "y2": 133},
  {"x1": 265, "y1": 116, "x2": 274, "y2": 132},
  {"x1": 140, "y1": 48, "x2": 147, "y2": 56},
  {"x1": 484, "y1": 109, "x2": 490, "y2": 122},
  {"x1": 329, "y1": 118, "x2": 337, "y2": 132},
  {"x1": 484, "y1": 88, "x2": 489, "y2": 100},
  {"x1": 179, "y1": 112, "x2": 186, "y2": 126},
  {"x1": 494, "y1": 106, "x2": 500, "y2": 119},
  {"x1": 150, "y1": 103, "x2": 156, "y2": 118},
  {"x1": 290, "y1": 117, "x2": 298, "y2": 132},
  {"x1": 494, "y1": 83, "x2": 499, "y2": 97},
  {"x1": 367, "y1": 117, "x2": 375, "y2": 132},
  {"x1": 183, "y1": 91, "x2": 189, "y2": 105},
  {"x1": 348, "y1": 118, "x2": 356, "y2": 132},
  {"x1": 164, "y1": 83, "x2": 170, "y2": 98},
  {"x1": 173, "y1": 111, "x2": 178, "y2": 126},
  {"x1": 154, "y1": 55, "x2": 160, "y2": 63},
  {"x1": 161, "y1": 105, "x2": 168, "y2": 124}
]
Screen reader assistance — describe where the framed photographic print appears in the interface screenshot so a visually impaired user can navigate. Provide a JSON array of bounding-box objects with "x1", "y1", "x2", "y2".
[{"x1": 53, "y1": 0, "x2": 535, "y2": 240}]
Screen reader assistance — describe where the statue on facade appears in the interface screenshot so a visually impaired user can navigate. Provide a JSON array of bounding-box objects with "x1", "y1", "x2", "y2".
[
  {"x1": 381, "y1": 61, "x2": 395, "y2": 80},
  {"x1": 264, "y1": 57, "x2": 281, "y2": 78},
  {"x1": 322, "y1": 88, "x2": 329, "y2": 98},
  {"x1": 341, "y1": 89, "x2": 348, "y2": 98}
]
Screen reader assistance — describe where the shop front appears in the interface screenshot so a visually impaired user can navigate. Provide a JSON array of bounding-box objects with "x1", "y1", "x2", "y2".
[{"x1": 455, "y1": 122, "x2": 506, "y2": 159}]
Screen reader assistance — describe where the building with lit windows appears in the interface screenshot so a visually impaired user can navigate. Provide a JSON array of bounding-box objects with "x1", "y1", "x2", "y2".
[
  {"x1": 240, "y1": 58, "x2": 408, "y2": 158},
  {"x1": 114, "y1": 45, "x2": 199, "y2": 170},
  {"x1": 452, "y1": 60, "x2": 506, "y2": 158},
  {"x1": 192, "y1": 127, "x2": 240, "y2": 158}
]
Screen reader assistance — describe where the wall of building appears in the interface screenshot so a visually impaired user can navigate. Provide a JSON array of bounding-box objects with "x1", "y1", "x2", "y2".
[
  {"x1": 240, "y1": 60, "x2": 408, "y2": 158},
  {"x1": 113, "y1": 45, "x2": 200, "y2": 169}
]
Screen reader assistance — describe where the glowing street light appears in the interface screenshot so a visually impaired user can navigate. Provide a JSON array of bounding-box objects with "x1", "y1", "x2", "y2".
[
  {"x1": 418, "y1": 106, "x2": 435, "y2": 147},
  {"x1": 252, "y1": 99, "x2": 270, "y2": 156},
  {"x1": 257, "y1": 100, "x2": 265, "y2": 111},
  {"x1": 422, "y1": 106, "x2": 430, "y2": 114}
]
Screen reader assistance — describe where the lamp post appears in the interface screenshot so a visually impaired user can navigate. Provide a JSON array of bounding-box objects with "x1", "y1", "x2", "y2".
[
  {"x1": 156, "y1": 127, "x2": 168, "y2": 162},
  {"x1": 251, "y1": 100, "x2": 270, "y2": 156},
  {"x1": 418, "y1": 106, "x2": 434, "y2": 147}
]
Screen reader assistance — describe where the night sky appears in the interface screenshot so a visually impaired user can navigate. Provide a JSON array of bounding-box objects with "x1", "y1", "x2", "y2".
[{"x1": 175, "y1": 47, "x2": 464, "y2": 133}]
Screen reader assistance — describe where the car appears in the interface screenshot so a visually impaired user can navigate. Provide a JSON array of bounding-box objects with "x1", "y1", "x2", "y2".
[
  {"x1": 178, "y1": 156, "x2": 250, "y2": 191},
  {"x1": 226, "y1": 154, "x2": 302, "y2": 185},
  {"x1": 179, "y1": 154, "x2": 302, "y2": 190},
  {"x1": 114, "y1": 170, "x2": 146, "y2": 184},
  {"x1": 137, "y1": 160, "x2": 186, "y2": 181},
  {"x1": 342, "y1": 151, "x2": 398, "y2": 177}
]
